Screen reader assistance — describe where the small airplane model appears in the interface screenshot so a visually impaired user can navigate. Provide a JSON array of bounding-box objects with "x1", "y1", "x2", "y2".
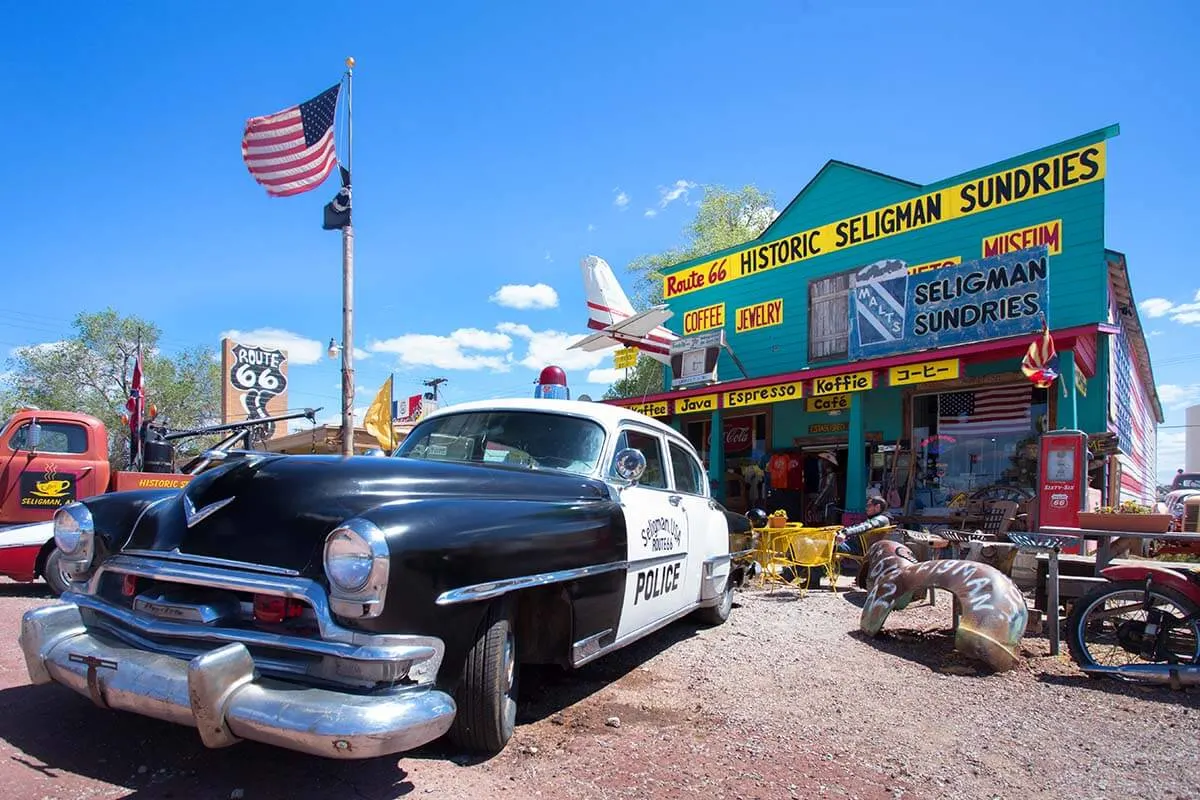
[{"x1": 568, "y1": 255, "x2": 679, "y2": 364}]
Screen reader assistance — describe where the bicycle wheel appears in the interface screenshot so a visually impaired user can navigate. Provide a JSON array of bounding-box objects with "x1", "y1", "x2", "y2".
[{"x1": 1066, "y1": 580, "x2": 1200, "y2": 673}]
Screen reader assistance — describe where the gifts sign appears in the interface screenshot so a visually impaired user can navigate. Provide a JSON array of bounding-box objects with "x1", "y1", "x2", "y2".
[{"x1": 222, "y1": 341, "x2": 290, "y2": 440}]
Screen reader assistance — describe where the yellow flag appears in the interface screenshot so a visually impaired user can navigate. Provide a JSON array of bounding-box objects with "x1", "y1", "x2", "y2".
[{"x1": 363, "y1": 376, "x2": 396, "y2": 450}]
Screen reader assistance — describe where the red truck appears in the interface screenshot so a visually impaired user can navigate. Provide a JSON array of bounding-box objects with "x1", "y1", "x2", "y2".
[{"x1": 0, "y1": 406, "x2": 316, "y2": 593}]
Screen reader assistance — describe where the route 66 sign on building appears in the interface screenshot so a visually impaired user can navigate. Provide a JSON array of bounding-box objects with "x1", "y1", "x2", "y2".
[{"x1": 220, "y1": 338, "x2": 290, "y2": 440}]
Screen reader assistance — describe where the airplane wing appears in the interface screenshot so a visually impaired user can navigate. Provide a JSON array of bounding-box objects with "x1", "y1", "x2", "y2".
[
  {"x1": 568, "y1": 331, "x2": 620, "y2": 352},
  {"x1": 602, "y1": 305, "x2": 673, "y2": 338}
]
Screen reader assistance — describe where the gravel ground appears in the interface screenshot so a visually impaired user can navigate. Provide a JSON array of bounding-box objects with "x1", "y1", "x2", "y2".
[{"x1": 0, "y1": 577, "x2": 1198, "y2": 799}]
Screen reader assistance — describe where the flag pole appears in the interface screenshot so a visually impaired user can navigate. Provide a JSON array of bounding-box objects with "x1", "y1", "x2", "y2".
[
  {"x1": 340, "y1": 57, "x2": 356, "y2": 457},
  {"x1": 388, "y1": 372, "x2": 395, "y2": 451}
]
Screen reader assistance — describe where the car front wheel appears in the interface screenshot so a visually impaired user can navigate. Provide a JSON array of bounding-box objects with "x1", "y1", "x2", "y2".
[
  {"x1": 42, "y1": 549, "x2": 71, "y2": 597},
  {"x1": 448, "y1": 600, "x2": 519, "y2": 754}
]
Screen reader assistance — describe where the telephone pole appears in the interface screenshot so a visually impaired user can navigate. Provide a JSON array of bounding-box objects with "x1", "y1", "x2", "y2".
[{"x1": 423, "y1": 377, "x2": 447, "y2": 404}]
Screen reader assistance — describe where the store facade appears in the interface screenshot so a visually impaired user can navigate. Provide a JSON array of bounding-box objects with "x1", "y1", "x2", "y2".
[{"x1": 606, "y1": 125, "x2": 1163, "y2": 526}]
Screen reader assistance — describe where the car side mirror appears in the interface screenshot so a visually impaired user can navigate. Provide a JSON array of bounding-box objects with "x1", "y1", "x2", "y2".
[
  {"x1": 363, "y1": 448, "x2": 387, "y2": 457},
  {"x1": 613, "y1": 448, "x2": 646, "y2": 484},
  {"x1": 27, "y1": 421, "x2": 42, "y2": 451}
]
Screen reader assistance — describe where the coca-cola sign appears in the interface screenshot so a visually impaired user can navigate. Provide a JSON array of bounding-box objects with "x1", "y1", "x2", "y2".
[{"x1": 704, "y1": 417, "x2": 754, "y2": 455}]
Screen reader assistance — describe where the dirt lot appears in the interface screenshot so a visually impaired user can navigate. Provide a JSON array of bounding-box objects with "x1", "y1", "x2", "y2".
[{"x1": 1, "y1": 577, "x2": 1198, "y2": 800}]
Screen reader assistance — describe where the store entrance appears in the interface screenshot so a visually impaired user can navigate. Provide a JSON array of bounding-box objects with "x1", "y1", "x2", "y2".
[{"x1": 765, "y1": 440, "x2": 857, "y2": 526}]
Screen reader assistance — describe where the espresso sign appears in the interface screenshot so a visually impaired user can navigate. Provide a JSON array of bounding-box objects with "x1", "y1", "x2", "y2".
[{"x1": 849, "y1": 246, "x2": 1049, "y2": 359}]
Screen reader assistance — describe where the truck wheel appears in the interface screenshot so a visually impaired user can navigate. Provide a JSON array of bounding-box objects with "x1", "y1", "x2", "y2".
[
  {"x1": 448, "y1": 601, "x2": 519, "y2": 754},
  {"x1": 42, "y1": 549, "x2": 71, "y2": 596},
  {"x1": 693, "y1": 577, "x2": 734, "y2": 626}
]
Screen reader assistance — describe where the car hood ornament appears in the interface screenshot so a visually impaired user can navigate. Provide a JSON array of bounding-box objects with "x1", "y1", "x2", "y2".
[{"x1": 183, "y1": 495, "x2": 235, "y2": 529}]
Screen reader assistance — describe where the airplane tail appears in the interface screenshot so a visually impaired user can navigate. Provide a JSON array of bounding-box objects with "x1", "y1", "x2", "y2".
[{"x1": 581, "y1": 255, "x2": 635, "y2": 329}]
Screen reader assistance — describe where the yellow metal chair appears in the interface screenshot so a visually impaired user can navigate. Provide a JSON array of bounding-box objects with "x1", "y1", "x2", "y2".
[
  {"x1": 832, "y1": 524, "x2": 897, "y2": 589},
  {"x1": 771, "y1": 526, "x2": 840, "y2": 595}
]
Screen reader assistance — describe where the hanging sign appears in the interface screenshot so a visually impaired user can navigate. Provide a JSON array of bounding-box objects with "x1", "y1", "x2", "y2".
[
  {"x1": 888, "y1": 358, "x2": 961, "y2": 386},
  {"x1": 848, "y1": 246, "x2": 1049, "y2": 360},
  {"x1": 811, "y1": 370, "x2": 874, "y2": 396},
  {"x1": 614, "y1": 347, "x2": 638, "y2": 369}
]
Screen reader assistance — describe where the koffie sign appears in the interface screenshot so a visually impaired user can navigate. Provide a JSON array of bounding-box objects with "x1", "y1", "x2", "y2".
[
  {"x1": 662, "y1": 142, "x2": 1103, "y2": 299},
  {"x1": 848, "y1": 246, "x2": 1049, "y2": 359}
]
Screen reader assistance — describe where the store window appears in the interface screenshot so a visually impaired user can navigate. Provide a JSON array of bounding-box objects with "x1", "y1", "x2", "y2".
[
  {"x1": 910, "y1": 383, "x2": 1048, "y2": 511},
  {"x1": 808, "y1": 271, "x2": 852, "y2": 361}
]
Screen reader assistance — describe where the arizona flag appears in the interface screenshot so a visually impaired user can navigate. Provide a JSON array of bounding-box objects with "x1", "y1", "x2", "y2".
[
  {"x1": 1021, "y1": 322, "x2": 1060, "y2": 389},
  {"x1": 126, "y1": 350, "x2": 145, "y2": 468},
  {"x1": 363, "y1": 376, "x2": 398, "y2": 451}
]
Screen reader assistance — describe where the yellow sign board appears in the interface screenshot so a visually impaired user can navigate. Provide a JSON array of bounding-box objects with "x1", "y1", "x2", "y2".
[
  {"x1": 982, "y1": 218, "x2": 1063, "y2": 257},
  {"x1": 887, "y1": 358, "x2": 961, "y2": 386},
  {"x1": 734, "y1": 298, "x2": 784, "y2": 333},
  {"x1": 627, "y1": 400, "x2": 669, "y2": 417},
  {"x1": 723, "y1": 380, "x2": 804, "y2": 409},
  {"x1": 662, "y1": 142, "x2": 1105, "y2": 299},
  {"x1": 674, "y1": 394, "x2": 719, "y2": 414},
  {"x1": 682, "y1": 302, "x2": 726, "y2": 335},
  {"x1": 811, "y1": 370, "x2": 874, "y2": 396},
  {"x1": 907, "y1": 256, "x2": 962, "y2": 275},
  {"x1": 614, "y1": 347, "x2": 638, "y2": 369},
  {"x1": 806, "y1": 394, "x2": 850, "y2": 413}
]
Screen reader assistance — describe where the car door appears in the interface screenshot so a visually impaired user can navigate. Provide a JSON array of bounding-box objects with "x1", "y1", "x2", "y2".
[
  {"x1": 665, "y1": 438, "x2": 726, "y2": 605},
  {"x1": 611, "y1": 426, "x2": 691, "y2": 639}
]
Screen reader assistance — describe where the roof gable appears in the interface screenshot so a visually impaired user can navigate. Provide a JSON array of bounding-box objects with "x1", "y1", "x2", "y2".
[{"x1": 759, "y1": 160, "x2": 919, "y2": 240}]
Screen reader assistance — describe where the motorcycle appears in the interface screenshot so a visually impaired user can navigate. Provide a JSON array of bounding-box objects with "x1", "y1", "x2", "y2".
[{"x1": 1066, "y1": 562, "x2": 1200, "y2": 688}]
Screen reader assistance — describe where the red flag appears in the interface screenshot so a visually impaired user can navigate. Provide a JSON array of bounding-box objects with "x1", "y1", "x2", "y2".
[
  {"x1": 1021, "y1": 322, "x2": 1060, "y2": 389},
  {"x1": 126, "y1": 351, "x2": 145, "y2": 468}
]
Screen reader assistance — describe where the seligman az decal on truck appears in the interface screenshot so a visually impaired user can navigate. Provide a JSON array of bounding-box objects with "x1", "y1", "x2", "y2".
[{"x1": 20, "y1": 398, "x2": 758, "y2": 759}]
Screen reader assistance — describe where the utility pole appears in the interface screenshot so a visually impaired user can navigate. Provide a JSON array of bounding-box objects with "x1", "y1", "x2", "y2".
[
  {"x1": 423, "y1": 377, "x2": 447, "y2": 405},
  {"x1": 339, "y1": 56, "x2": 356, "y2": 457}
]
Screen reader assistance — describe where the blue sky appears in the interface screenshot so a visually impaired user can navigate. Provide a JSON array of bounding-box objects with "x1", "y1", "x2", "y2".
[{"x1": 1, "y1": 1, "x2": 1197, "y2": 480}]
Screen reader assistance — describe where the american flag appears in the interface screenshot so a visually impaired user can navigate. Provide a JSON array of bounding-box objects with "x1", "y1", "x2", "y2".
[
  {"x1": 1021, "y1": 322, "x2": 1060, "y2": 389},
  {"x1": 937, "y1": 385, "x2": 1032, "y2": 436},
  {"x1": 242, "y1": 84, "x2": 340, "y2": 197}
]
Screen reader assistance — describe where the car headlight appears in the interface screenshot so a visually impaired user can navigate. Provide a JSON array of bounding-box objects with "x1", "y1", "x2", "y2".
[
  {"x1": 323, "y1": 518, "x2": 389, "y2": 618},
  {"x1": 53, "y1": 503, "x2": 95, "y2": 577}
]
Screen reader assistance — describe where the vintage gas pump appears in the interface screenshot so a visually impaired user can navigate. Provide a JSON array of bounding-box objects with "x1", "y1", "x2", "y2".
[{"x1": 1036, "y1": 429, "x2": 1088, "y2": 554}]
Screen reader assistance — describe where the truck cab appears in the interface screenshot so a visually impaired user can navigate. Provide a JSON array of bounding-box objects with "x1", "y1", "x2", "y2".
[{"x1": 0, "y1": 409, "x2": 111, "y2": 529}]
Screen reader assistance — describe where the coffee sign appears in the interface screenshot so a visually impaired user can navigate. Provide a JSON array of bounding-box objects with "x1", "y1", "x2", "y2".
[{"x1": 19, "y1": 465, "x2": 77, "y2": 508}]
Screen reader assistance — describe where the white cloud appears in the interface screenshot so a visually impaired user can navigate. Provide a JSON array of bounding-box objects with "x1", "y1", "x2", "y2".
[
  {"x1": 9, "y1": 341, "x2": 66, "y2": 358},
  {"x1": 1139, "y1": 298, "x2": 1175, "y2": 318},
  {"x1": 497, "y1": 322, "x2": 608, "y2": 371},
  {"x1": 644, "y1": 209, "x2": 658, "y2": 218},
  {"x1": 1157, "y1": 384, "x2": 1200, "y2": 409},
  {"x1": 1135, "y1": 291, "x2": 1200, "y2": 326},
  {"x1": 219, "y1": 328, "x2": 324, "y2": 365},
  {"x1": 658, "y1": 179, "x2": 697, "y2": 208},
  {"x1": 369, "y1": 328, "x2": 513, "y2": 372},
  {"x1": 354, "y1": 348, "x2": 371, "y2": 360},
  {"x1": 742, "y1": 205, "x2": 780, "y2": 231},
  {"x1": 292, "y1": 405, "x2": 370, "y2": 431},
  {"x1": 488, "y1": 283, "x2": 560, "y2": 310},
  {"x1": 1148, "y1": 330, "x2": 1163, "y2": 338},
  {"x1": 587, "y1": 223, "x2": 596, "y2": 232},
  {"x1": 613, "y1": 189, "x2": 630, "y2": 209},
  {"x1": 587, "y1": 367, "x2": 625, "y2": 385}
]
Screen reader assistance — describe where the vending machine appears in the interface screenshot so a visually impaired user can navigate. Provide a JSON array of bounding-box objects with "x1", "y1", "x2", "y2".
[{"x1": 1036, "y1": 430, "x2": 1089, "y2": 554}]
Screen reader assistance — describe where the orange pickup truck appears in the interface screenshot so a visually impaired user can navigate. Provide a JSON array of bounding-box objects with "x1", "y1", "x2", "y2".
[{"x1": 0, "y1": 405, "x2": 316, "y2": 593}]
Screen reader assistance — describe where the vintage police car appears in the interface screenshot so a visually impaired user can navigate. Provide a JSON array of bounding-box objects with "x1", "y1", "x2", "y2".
[{"x1": 20, "y1": 398, "x2": 755, "y2": 759}]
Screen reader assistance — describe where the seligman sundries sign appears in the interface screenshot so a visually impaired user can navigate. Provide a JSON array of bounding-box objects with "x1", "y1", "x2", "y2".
[{"x1": 848, "y1": 246, "x2": 1049, "y2": 359}]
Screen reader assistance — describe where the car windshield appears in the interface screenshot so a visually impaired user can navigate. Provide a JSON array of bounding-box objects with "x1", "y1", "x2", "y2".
[
  {"x1": 1175, "y1": 477, "x2": 1200, "y2": 489},
  {"x1": 395, "y1": 410, "x2": 607, "y2": 476}
]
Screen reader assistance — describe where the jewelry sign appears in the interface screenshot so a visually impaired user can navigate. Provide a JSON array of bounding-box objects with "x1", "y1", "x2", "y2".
[{"x1": 220, "y1": 338, "x2": 290, "y2": 440}]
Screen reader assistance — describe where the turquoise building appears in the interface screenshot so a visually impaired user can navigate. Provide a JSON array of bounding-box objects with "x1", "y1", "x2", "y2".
[{"x1": 609, "y1": 125, "x2": 1162, "y2": 525}]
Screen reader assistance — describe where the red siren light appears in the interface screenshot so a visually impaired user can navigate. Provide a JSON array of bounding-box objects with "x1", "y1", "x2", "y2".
[{"x1": 535, "y1": 365, "x2": 569, "y2": 400}]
